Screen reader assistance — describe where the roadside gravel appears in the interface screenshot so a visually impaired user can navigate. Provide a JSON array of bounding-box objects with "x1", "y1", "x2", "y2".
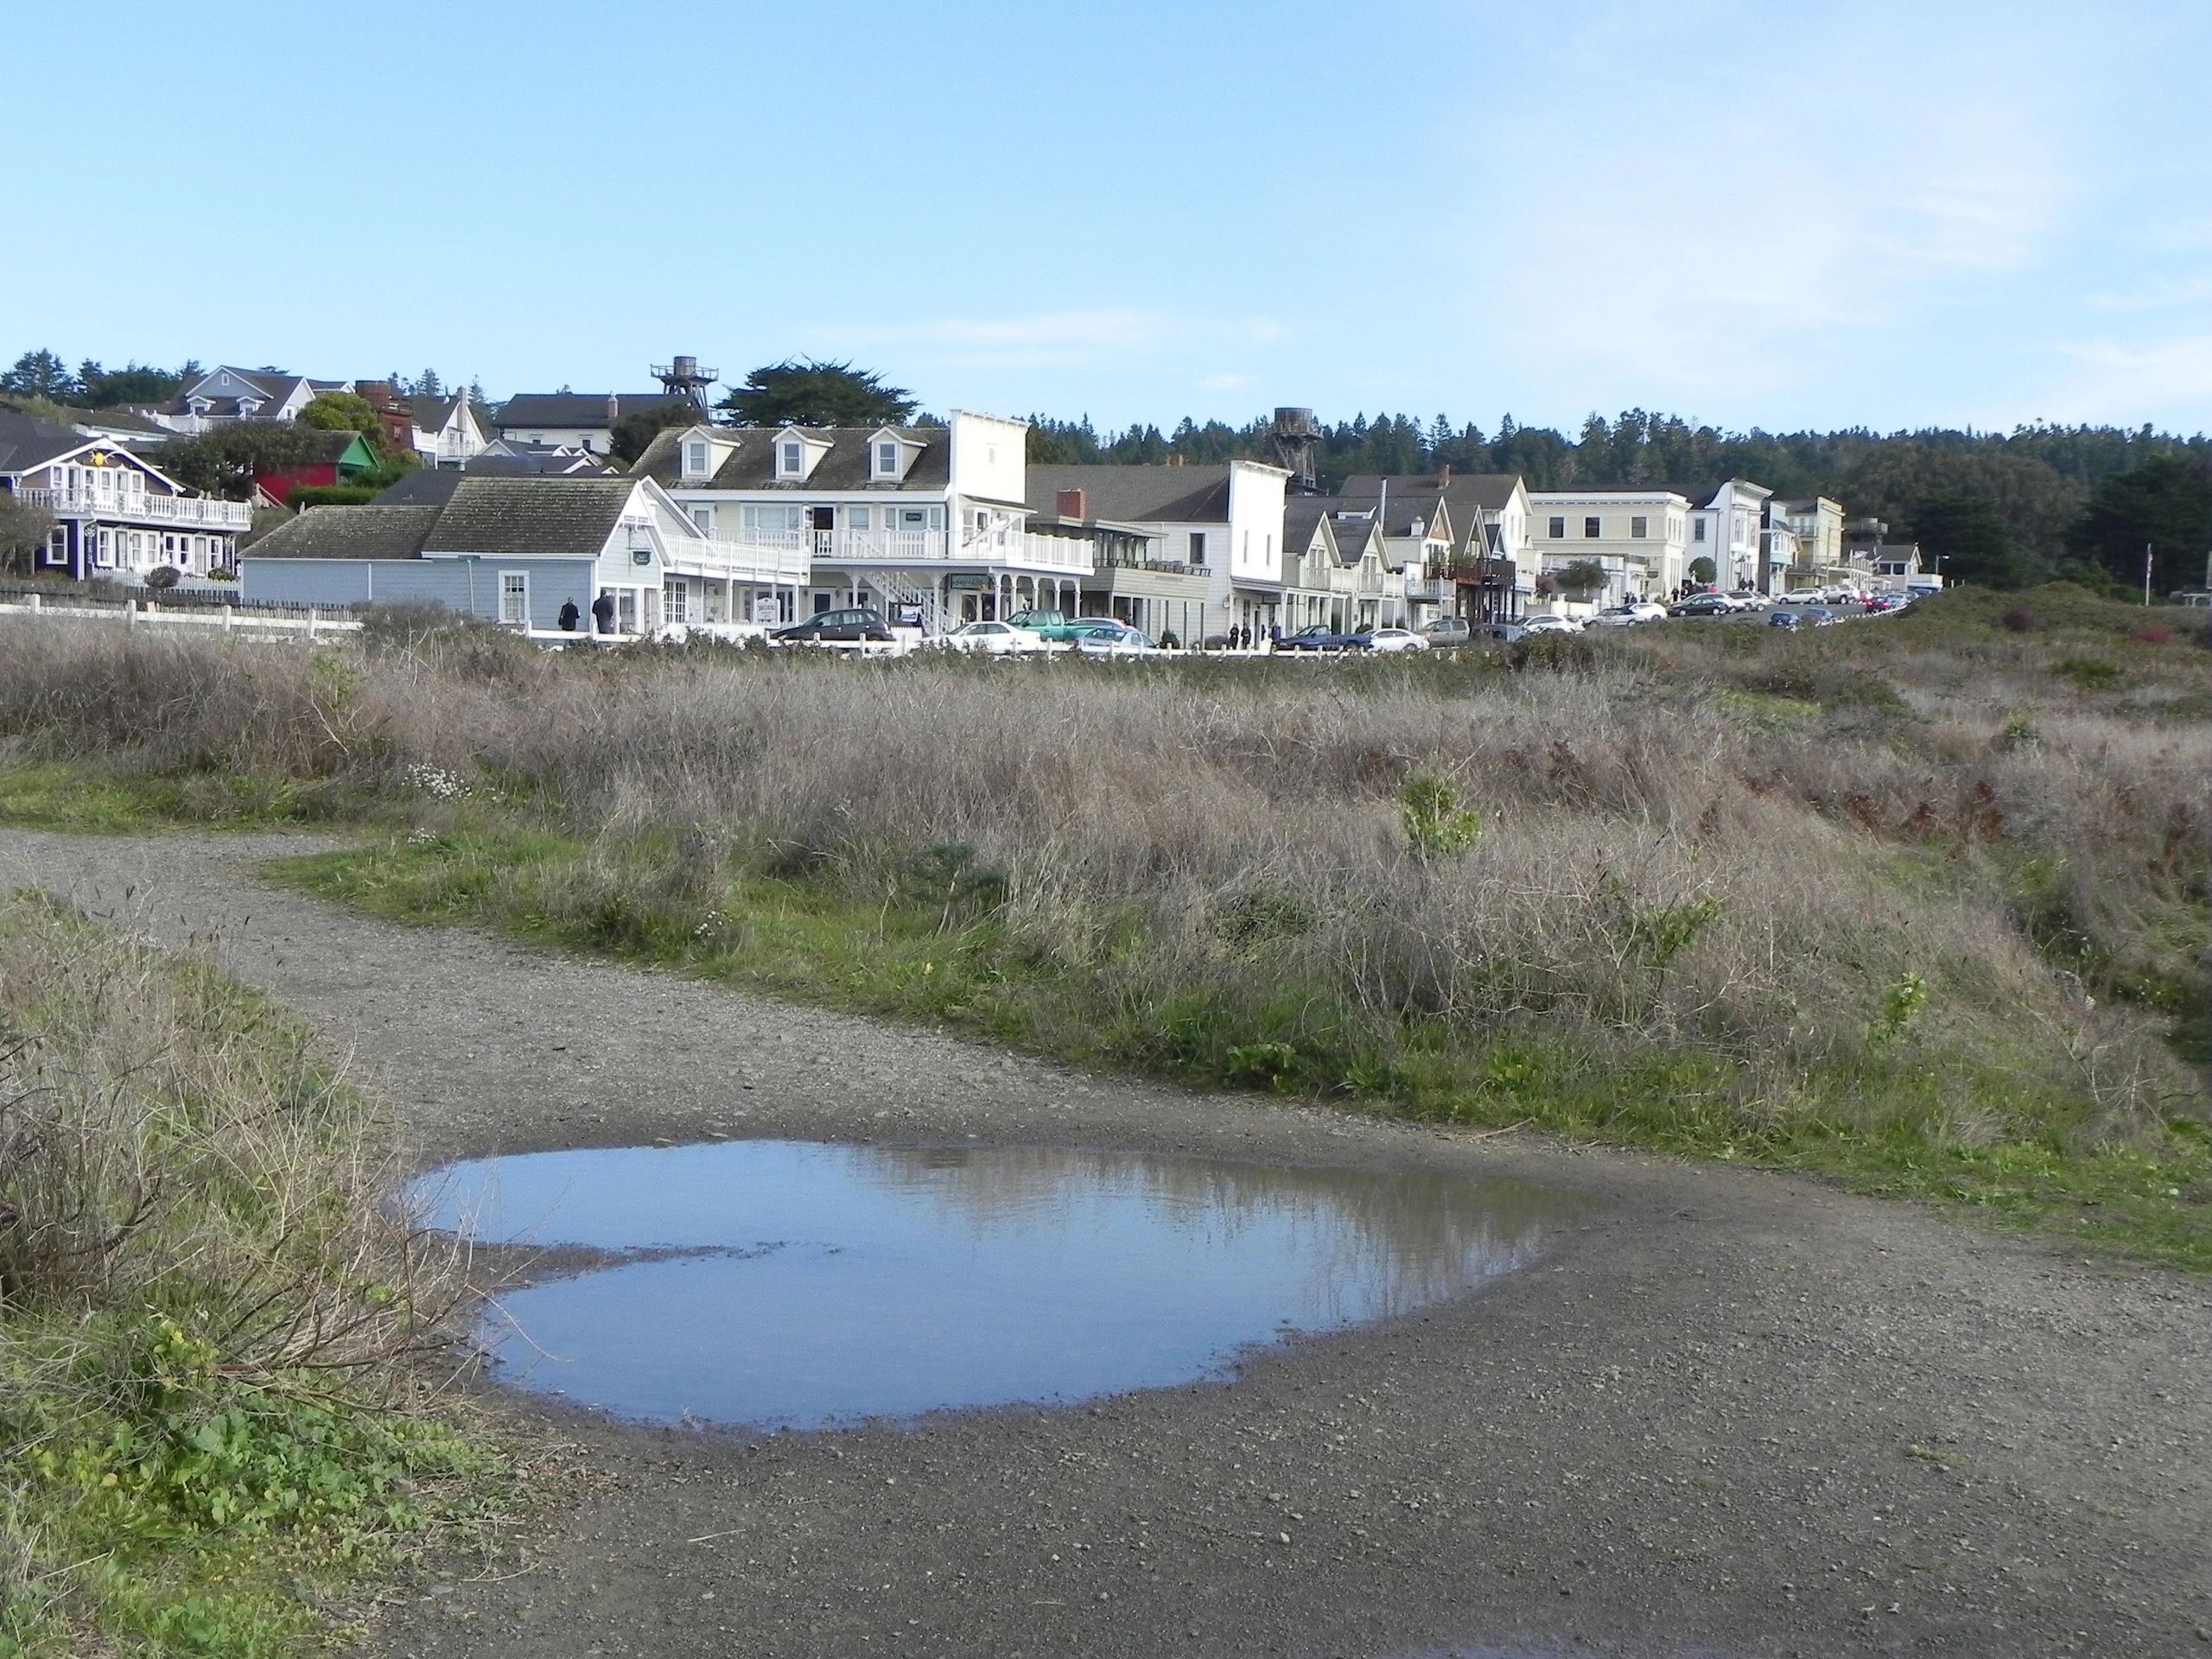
[{"x1": 5, "y1": 828, "x2": 2207, "y2": 1659}]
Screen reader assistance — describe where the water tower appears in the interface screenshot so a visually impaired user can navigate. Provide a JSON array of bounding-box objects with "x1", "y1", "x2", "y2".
[
  {"x1": 1271, "y1": 407, "x2": 1321, "y2": 493},
  {"x1": 652, "y1": 353, "x2": 720, "y2": 407}
]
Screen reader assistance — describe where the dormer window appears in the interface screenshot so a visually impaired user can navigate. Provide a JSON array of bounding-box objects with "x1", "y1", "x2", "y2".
[
  {"x1": 779, "y1": 441, "x2": 804, "y2": 477},
  {"x1": 683, "y1": 440, "x2": 710, "y2": 480},
  {"x1": 876, "y1": 442, "x2": 899, "y2": 477}
]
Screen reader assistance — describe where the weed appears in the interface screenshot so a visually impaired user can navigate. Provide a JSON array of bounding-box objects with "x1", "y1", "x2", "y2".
[{"x1": 1401, "y1": 772, "x2": 1484, "y2": 861}]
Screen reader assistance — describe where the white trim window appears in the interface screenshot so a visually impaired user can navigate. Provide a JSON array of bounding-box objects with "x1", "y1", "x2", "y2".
[
  {"x1": 1548, "y1": 516, "x2": 1566, "y2": 539},
  {"x1": 684, "y1": 440, "x2": 710, "y2": 480},
  {"x1": 498, "y1": 569, "x2": 530, "y2": 626},
  {"x1": 1583, "y1": 517, "x2": 1601, "y2": 539},
  {"x1": 664, "y1": 579, "x2": 690, "y2": 622},
  {"x1": 875, "y1": 441, "x2": 899, "y2": 478},
  {"x1": 1630, "y1": 516, "x2": 1648, "y2": 539},
  {"x1": 689, "y1": 505, "x2": 713, "y2": 535},
  {"x1": 779, "y1": 440, "x2": 804, "y2": 478}
]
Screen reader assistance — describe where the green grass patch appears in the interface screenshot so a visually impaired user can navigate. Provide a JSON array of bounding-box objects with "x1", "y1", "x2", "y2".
[
  {"x1": 0, "y1": 896, "x2": 512, "y2": 1654},
  {"x1": 268, "y1": 823, "x2": 2212, "y2": 1274}
]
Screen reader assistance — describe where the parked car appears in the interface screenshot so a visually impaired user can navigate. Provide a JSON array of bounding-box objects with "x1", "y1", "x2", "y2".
[
  {"x1": 1003, "y1": 608, "x2": 1087, "y2": 643},
  {"x1": 1668, "y1": 594, "x2": 1736, "y2": 618},
  {"x1": 1366, "y1": 626, "x2": 1430, "y2": 653},
  {"x1": 1521, "y1": 613, "x2": 1584, "y2": 634},
  {"x1": 1471, "y1": 621, "x2": 1530, "y2": 643},
  {"x1": 935, "y1": 620, "x2": 1043, "y2": 655},
  {"x1": 1278, "y1": 623, "x2": 1366, "y2": 652},
  {"x1": 1065, "y1": 620, "x2": 1160, "y2": 656},
  {"x1": 1589, "y1": 601, "x2": 1669, "y2": 627},
  {"x1": 1767, "y1": 610, "x2": 1802, "y2": 631},
  {"x1": 1801, "y1": 607, "x2": 1840, "y2": 626},
  {"x1": 1419, "y1": 617, "x2": 1472, "y2": 648},
  {"x1": 772, "y1": 607, "x2": 893, "y2": 645}
]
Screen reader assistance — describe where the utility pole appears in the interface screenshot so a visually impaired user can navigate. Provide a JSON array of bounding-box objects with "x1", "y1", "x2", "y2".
[{"x1": 2144, "y1": 543, "x2": 2153, "y2": 607}]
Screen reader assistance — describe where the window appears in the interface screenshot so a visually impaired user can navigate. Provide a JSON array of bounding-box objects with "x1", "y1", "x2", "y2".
[
  {"x1": 849, "y1": 506, "x2": 871, "y2": 531},
  {"x1": 684, "y1": 441, "x2": 709, "y2": 477},
  {"x1": 664, "y1": 580, "x2": 689, "y2": 622},
  {"x1": 1548, "y1": 516, "x2": 1566, "y2": 539},
  {"x1": 1630, "y1": 516, "x2": 1648, "y2": 539},
  {"x1": 498, "y1": 571, "x2": 529, "y2": 626},
  {"x1": 1583, "y1": 517, "x2": 1601, "y2": 538},
  {"x1": 742, "y1": 503, "x2": 805, "y2": 534},
  {"x1": 780, "y1": 441, "x2": 804, "y2": 476},
  {"x1": 689, "y1": 505, "x2": 713, "y2": 535},
  {"x1": 876, "y1": 442, "x2": 899, "y2": 477},
  {"x1": 1190, "y1": 531, "x2": 1207, "y2": 562},
  {"x1": 1694, "y1": 518, "x2": 1707, "y2": 543}
]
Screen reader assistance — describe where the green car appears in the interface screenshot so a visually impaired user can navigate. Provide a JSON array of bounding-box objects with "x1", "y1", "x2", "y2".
[{"x1": 1004, "y1": 608, "x2": 1086, "y2": 643}]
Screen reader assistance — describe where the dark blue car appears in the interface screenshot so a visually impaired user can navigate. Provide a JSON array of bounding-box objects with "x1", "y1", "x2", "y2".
[{"x1": 1278, "y1": 623, "x2": 1371, "y2": 652}]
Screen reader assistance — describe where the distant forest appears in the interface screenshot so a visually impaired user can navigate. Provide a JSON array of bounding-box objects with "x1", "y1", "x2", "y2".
[{"x1": 1028, "y1": 410, "x2": 2212, "y2": 593}]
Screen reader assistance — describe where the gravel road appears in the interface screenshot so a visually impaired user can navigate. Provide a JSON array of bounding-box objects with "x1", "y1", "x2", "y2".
[{"x1": 6, "y1": 828, "x2": 2208, "y2": 1659}]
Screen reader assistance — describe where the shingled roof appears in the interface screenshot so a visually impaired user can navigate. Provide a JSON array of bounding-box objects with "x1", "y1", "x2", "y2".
[
  {"x1": 0, "y1": 410, "x2": 95, "y2": 474},
  {"x1": 631, "y1": 425, "x2": 953, "y2": 493},
  {"x1": 242, "y1": 506, "x2": 442, "y2": 561},
  {"x1": 244, "y1": 476, "x2": 644, "y2": 563},
  {"x1": 1021, "y1": 465, "x2": 1235, "y2": 524},
  {"x1": 1339, "y1": 472, "x2": 1526, "y2": 516},
  {"x1": 499, "y1": 392, "x2": 689, "y2": 429}
]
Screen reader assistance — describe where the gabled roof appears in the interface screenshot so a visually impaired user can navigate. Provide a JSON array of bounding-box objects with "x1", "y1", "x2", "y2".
[
  {"x1": 632, "y1": 424, "x2": 953, "y2": 492},
  {"x1": 243, "y1": 476, "x2": 644, "y2": 563},
  {"x1": 419, "y1": 477, "x2": 641, "y2": 560},
  {"x1": 1339, "y1": 471, "x2": 1525, "y2": 516},
  {"x1": 1282, "y1": 499, "x2": 1338, "y2": 559},
  {"x1": 1021, "y1": 464, "x2": 1234, "y2": 524},
  {"x1": 241, "y1": 506, "x2": 442, "y2": 561},
  {"x1": 498, "y1": 392, "x2": 689, "y2": 429},
  {"x1": 1329, "y1": 479, "x2": 1449, "y2": 541},
  {"x1": 0, "y1": 410, "x2": 99, "y2": 474}
]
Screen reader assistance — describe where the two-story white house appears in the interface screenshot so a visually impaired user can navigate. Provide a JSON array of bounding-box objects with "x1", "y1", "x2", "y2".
[
  {"x1": 1686, "y1": 479, "x2": 1776, "y2": 594},
  {"x1": 498, "y1": 391, "x2": 694, "y2": 458},
  {"x1": 1528, "y1": 489, "x2": 1693, "y2": 607},
  {"x1": 411, "y1": 395, "x2": 494, "y2": 468},
  {"x1": 634, "y1": 411, "x2": 1085, "y2": 632},
  {"x1": 0, "y1": 410, "x2": 253, "y2": 580},
  {"x1": 1021, "y1": 460, "x2": 1289, "y2": 640}
]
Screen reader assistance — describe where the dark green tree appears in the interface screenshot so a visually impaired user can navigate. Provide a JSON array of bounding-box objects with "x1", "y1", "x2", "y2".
[
  {"x1": 717, "y1": 359, "x2": 917, "y2": 428},
  {"x1": 1554, "y1": 558, "x2": 1610, "y2": 598},
  {"x1": 1, "y1": 350, "x2": 78, "y2": 401},
  {"x1": 2065, "y1": 454, "x2": 2212, "y2": 596},
  {"x1": 76, "y1": 359, "x2": 193, "y2": 406},
  {"x1": 154, "y1": 424, "x2": 340, "y2": 500},
  {"x1": 1908, "y1": 494, "x2": 2026, "y2": 588},
  {"x1": 610, "y1": 400, "x2": 707, "y2": 467}
]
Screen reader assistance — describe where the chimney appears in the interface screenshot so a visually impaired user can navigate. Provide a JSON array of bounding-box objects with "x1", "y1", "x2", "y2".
[
  {"x1": 1439, "y1": 462, "x2": 1451, "y2": 482},
  {"x1": 1056, "y1": 488, "x2": 1088, "y2": 521},
  {"x1": 607, "y1": 394, "x2": 620, "y2": 423},
  {"x1": 1167, "y1": 453, "x2": 1184, "y2": 468}
]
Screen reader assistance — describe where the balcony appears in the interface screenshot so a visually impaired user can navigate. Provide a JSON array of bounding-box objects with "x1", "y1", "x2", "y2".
[
  {"x1": 21, "y1": 487, "x2": 252, "y2": 530},
  {"x1": 711, "y1": 526, "x2": 1095, "y2": 577}
]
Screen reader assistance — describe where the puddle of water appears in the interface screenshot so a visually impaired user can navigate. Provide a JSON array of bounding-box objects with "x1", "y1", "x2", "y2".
[{"x1": 413, "y1": 1140, "x2": 1582, "y2": 1430}]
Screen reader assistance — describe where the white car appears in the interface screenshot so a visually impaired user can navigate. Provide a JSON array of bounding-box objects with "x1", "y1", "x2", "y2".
[
  {"x1": 1366, "y1": 626, "x2": 1429, "y2": 653},
  {"x1": 1589, "y1": 601, "x2": 1668, "y2": 627},
  {"x1": 1522, "y1": 613, "x2": 1584, "y2": 634},
  {"x1": 937, "y1": 620, "x2": 1044, "y2": 655}
]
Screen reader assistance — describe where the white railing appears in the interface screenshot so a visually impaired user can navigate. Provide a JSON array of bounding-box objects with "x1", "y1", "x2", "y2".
[
  {"x1": 687, "y1": 526, "x2": 1096, "y2": 575},
  {"x1": 0, "y1": 595, "x2": 357, "y2": 638},
  {"x1": 19, "y1": 488, "x2": 253, "y2": 529},
  {"x1": 663, "y1": 537, "x2": 811, "y2": 588}
]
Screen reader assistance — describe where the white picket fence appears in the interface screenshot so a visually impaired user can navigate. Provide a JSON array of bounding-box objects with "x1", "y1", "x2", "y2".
[{"x1": 0, "y1": 594, "x2": 360, "y2": 639}]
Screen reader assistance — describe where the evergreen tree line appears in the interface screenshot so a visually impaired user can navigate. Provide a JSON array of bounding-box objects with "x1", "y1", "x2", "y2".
[
  {"x1": 1025, "y1": 408, "x2": 2212, "y2": 594},
  {"x1": 0, "y1": 348, "x2": 483, "y2": 412}
]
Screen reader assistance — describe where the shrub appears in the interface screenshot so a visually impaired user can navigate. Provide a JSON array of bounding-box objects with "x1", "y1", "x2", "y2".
[
  {"x1": 141, "y1": 564, "x2": 180, "y2": 591},
  {"x1": 2001, "y1": 604, "x2": 2041, "y2": 632},
  {"x1": 1401, "y1": 772, "x2": 1483, "y2": 861}
]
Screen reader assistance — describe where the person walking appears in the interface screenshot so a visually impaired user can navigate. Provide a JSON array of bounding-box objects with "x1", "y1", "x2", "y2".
[
  {"x1": 558, "y1": 598, "x2": 581, "y2": 632},
  {"x1": 591, "y1": 592, "x2": 615, "y2": 634}
]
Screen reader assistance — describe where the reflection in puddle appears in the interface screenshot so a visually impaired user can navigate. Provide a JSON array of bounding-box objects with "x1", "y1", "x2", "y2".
[{"x1": 413, "y1": 1141, "x2": 1584, "y2": 1430}]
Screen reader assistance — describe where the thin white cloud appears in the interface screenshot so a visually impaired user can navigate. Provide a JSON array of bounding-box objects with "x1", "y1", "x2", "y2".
[
  {"x1": 2085, "y1": 274, "x2": 2212, "y2": 314},
  {"x1": 2045, "y1": 334, "x2": 2212, "y2": 419}
]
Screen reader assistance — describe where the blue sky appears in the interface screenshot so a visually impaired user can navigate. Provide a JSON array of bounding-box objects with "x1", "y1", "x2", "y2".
[{"x1": 10, "y1": 0, "x2": 2211, "y2": 435}]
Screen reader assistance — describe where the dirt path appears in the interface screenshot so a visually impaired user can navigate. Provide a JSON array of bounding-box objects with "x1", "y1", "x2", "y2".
[{"x1": 6, "y1": 828, "x2": 2208, "y2": 1659}]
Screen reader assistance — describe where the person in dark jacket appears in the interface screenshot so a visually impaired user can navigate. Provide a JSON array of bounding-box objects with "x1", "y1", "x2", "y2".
[
  {"x1": 558, "y1": 599, "x2": 581, "y2": 632},
  {"x1": 591, "y1": 592, "x2": 615, "y2": 634}
]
